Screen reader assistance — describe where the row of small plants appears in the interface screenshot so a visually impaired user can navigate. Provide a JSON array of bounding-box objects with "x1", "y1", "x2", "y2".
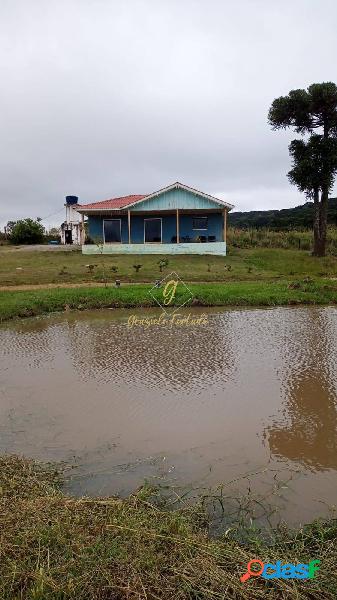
[{"x1": 57, "y1": 258, "x2": 170, "y2": 278}]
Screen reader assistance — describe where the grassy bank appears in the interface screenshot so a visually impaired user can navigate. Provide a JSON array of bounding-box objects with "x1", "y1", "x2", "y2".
[
  {"x1": 0, "y1": 455, "x2": 336, "y2": 599},
  {"x1": 2, "y1": 246, "x2": 337, "y2": 287},
  {"x1": 1, "y1": 279, "x2": 337, "y2": 322}
]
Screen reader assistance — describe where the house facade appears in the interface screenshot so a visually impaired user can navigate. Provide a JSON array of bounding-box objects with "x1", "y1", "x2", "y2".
[{"x1": 77, "y1": 182, "x2": 234, "y2": 255}]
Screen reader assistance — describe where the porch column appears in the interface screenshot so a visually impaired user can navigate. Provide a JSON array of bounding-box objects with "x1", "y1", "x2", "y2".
[
  {"x1": 176, "y1": 208, "x2": 180, "y2": 243},
  {"x1": 80, "y1": 213, "x2": 85, "y2": 244},
  {"x1": 223, "y1": 208, "x2": 227, "y2": 243},
  {"x1": 128, "y1": 210, "x2": 131, "y2": 244}
]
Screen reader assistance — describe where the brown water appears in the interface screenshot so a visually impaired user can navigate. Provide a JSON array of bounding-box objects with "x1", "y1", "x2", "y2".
[{"x1": 1, "y1": 306, "x2": 337, "y2": 526}]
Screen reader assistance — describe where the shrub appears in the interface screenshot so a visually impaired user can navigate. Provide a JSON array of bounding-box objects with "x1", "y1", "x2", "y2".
[{"x1": 10, "y1": 219, "x2": 45, "y2": 245}]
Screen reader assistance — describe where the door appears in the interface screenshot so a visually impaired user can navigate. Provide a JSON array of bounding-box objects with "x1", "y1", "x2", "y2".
[
  {"x1": 65, "y1": 229, "x2": 72, "y2": 244},
  {"x1": 103, "y1": 219, "x2": 121, "y2": 243},
  {"x1": 144, "y1": 218, "x2": 162, "y2": 243}
]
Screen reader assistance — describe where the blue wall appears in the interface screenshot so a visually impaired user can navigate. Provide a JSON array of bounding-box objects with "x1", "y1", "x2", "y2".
[
  {"x1": 88, "y1": 213, "x2": 224, "y2": 243},
  {"x1": 88, "y1": 215, "x2": 130, "y2": 243}
]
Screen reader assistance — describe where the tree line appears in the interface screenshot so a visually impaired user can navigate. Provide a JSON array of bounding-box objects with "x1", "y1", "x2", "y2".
[{"x1": 229, "y1": 197, "x2": 337, "y2": 230}]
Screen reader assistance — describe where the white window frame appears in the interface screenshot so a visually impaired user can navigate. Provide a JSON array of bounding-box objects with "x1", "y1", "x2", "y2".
[
  {"x1": 192, "y1": 216, "x2": 208, "y2": 231},
  {"x1": 144, "y1": 218, "x2": 162, "y2": 243},
  {"x1": 103, "y1": 219, "x2": 122, "y2": 244}
]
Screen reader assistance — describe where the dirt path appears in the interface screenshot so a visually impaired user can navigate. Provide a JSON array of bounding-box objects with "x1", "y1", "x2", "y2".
[
  {"x1": 0, "y1": 280, "x2": 228, "y2": 291},
  {"x1": 0, "y1": 282, "x2": 126, "y2": 291}
]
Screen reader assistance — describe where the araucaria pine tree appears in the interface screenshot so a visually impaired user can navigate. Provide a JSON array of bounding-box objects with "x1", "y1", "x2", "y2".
[{"x1": 269, "y1": 83, "x2": 337, "y2": 256}]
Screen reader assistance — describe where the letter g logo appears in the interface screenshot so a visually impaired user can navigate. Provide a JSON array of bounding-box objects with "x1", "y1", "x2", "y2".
[{"x1": 162, "y1": 279, "x2": 178, "y2": 305}]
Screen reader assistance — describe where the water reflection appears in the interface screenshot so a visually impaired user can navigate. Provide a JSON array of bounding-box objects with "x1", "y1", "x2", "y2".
[
  {"x1": 67, "y1": 310, "x2": 237, "y2": 392},
  {"x1": 265, "y1": 308, "x2": 337, "y2": 471},
  {"x1": 2, "y1": 309, "x2": 236, "y2": 393}
]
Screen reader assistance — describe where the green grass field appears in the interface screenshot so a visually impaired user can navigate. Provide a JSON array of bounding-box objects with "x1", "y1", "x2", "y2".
[{"x1": 2, "y1": 245, "x2": 337, "y2": 286}]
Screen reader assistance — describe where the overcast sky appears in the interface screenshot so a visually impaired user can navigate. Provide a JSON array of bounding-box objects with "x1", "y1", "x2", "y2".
[{"x1": 1, "y1": 0, "x2": 337, "y2": 229}]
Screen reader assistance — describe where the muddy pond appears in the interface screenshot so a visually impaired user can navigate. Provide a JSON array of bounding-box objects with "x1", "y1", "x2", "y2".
[{"x1": 1, "y1": 306, "x2": 337, "y2": 527}]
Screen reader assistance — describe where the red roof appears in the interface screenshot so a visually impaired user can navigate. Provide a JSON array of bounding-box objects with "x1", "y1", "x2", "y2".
[{"x1": 78, "y1": 194, "x2": 146, "y2": 210}]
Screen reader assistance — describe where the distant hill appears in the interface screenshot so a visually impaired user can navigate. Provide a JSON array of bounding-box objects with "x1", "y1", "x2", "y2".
[{"x1": 229, "y1": 197, "x2": 337, "y2": 230}]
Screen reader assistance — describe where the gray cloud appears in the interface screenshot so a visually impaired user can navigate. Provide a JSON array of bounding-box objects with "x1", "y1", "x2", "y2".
[{"x1": 1, "y1": 0, "x2": 337, "y2": 228}]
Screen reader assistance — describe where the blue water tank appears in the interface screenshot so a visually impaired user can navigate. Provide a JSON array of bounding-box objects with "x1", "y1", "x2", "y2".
[{"x1": 66, "y1": 195, "x2": 78, "y2": 205}]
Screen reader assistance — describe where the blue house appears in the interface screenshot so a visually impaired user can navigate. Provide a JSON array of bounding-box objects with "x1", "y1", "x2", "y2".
[{"x1": 77, "y1": 182, "x2": 234, "y2": 255}]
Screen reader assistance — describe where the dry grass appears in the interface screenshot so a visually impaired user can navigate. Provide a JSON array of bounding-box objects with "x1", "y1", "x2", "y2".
[
  {"x1": 227, "y1": 226, "x2": 337, "y2": 253},
  {"x1": 1, "y1": 455, "x2": 336, "y2": 599}
]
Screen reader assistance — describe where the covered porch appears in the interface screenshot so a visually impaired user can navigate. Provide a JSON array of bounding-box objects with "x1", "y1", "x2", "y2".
[{"x1": 83, "y1": 208, "x2": 228, "y2": 255}]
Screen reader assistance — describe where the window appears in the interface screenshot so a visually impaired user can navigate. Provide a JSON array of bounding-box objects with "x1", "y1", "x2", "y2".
[
  {"x1": 144, "y1": 218, "x2": 162, "y2": 242},
  {"x1": 103, "y1": 219, "x2": 121, "y2": 243},
  {"x1": 192, "y1": 216, "x2": 208, "y2": 230}
]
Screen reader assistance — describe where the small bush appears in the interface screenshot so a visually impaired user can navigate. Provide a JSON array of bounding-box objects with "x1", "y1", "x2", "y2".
[
  {"x1": 158, "y1": 258, "x2": 169, "y2": 272},
  {"x1": 86, "y1": 264, "x2": 96, "y2": 273}
]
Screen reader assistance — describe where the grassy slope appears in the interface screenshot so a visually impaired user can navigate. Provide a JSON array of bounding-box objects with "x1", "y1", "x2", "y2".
[
  {"x1": 0, "y1": 455, "x2": 335, "y2": 600},
  {"x1": 1, "y1": 280, "x2": 337, "y2": 322}
]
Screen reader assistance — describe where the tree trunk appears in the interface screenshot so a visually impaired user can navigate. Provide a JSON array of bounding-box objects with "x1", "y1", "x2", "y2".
[
  {"x1": 318, "y1": 186, "x2": 329, "y2": 256},
  {"x1": 312, "y1": 188, "x2": 321, "y2": 255},
  {"x1": 315, "y1": 125, "x2": 330, "y2": 257},
  {"x1": 313, "y1": 189, "x2": 328, "y2": 256},
  {"x1": 313, "y1": 121, "x2": 330, "y2": 257}
]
